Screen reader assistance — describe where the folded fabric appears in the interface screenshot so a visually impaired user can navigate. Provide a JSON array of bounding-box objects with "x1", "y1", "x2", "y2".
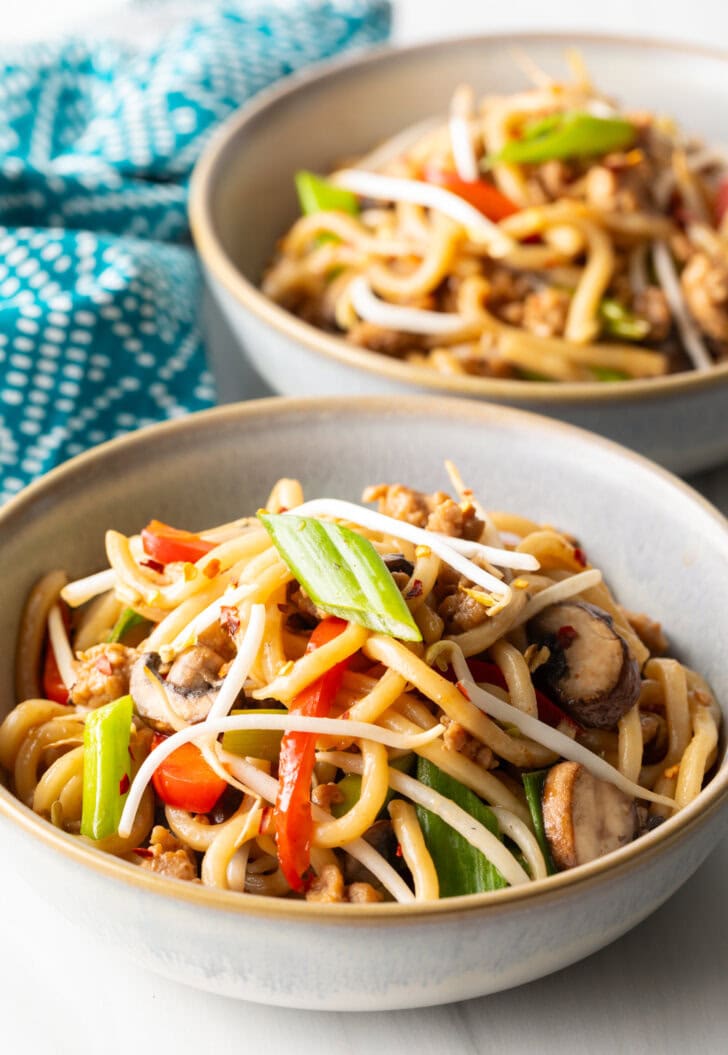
[{"x1": 0, "y1": 0, "x2": 390, "y2": 504}]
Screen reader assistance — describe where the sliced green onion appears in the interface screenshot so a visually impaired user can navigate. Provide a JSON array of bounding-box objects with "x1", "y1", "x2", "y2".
[
  {"x1": 222, "y1": 708, "x2": 286, "y2": 762},
  {"x1": 598, "y1": 297, "x2": 650, "y2": 342},
  {"x1": 414, "y1": 757, "x2": 507, "y2": 896},
  {"x1": 259, "y1": 513, "x2": 422, "y2": 642},
  {"x1": 81, "y1": 694, "x2": 134, "y2": 841},
  {"x1": 330, "y1": 754, "x2": 415, "y2": 819},
  {"x1": 522, "y1": 770, "x2": 557, "y2": 875},
  {"x1": 590, "y1": 366, "x2": 631, "y2": 382},
  {"x1": 492, "y1": 112, "x2": 636, "y2": 165},
  {"x1": 106, "y1": 607, "x2": 149, "y2": 644},
  {"x1": 295, "y1": 170, "x2": 359, "y2": 216}
]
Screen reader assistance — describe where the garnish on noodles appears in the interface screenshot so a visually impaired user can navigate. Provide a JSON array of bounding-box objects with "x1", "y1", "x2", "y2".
[
  {"x1": 262, "y1": 53, "x2": 728, "y2": 382},
  {"x1": 1, "y1": 470, "x2": 721, "y2": 903}
]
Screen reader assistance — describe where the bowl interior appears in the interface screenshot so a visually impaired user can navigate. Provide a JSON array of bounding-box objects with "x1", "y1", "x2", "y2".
[
  {"x1": 205, "y1": 34, "x2": 728, "y2": 288},
  {"x1": 2, "y1": 396, "x2": 727, "y2": 763}
]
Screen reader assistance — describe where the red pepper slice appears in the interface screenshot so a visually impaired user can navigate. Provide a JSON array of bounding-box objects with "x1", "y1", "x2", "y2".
[
  {"x1": 42, "y1": 642, "x2": 69, "y2": 704},
  {"x1": 151, "y1": 733, "x2": 227, "y2": 813},
  {"x1": 275, "y1": 616, "x2": 350, "y2": 892},
  {"x1": 461, "y1": 659, "x2": 581, "y2": 732},
  {"x1": 141, "y1": 519, "x2": 216, "y2": 566},
  {"x1": 716, "y1": 177, "x2": 728, "y2": 226},
  {"x1": 423, "y1": 165, "x2": 520, "y2": 221}
]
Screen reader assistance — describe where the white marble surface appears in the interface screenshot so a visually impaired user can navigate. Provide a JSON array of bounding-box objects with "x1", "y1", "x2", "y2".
[{"x1": 2, "y1": 2, "x2": 728, "y2": 1051}]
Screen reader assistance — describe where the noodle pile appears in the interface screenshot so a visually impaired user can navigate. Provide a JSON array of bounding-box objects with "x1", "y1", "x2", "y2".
[
  {"x1": 0, "y1": 470, "x2": 721, "y2": 904},
  {"x1": 262, "y1": 53, "x2": 728, "y2": 382}
]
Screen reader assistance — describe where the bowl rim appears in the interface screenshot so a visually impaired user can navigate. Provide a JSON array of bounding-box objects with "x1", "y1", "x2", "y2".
[
  {"x1": 1, "y1": 393, "x2": 727, "y2": 922},
  {"x1": 189, "y1": 29, "x2": 728, "y2": 405}
]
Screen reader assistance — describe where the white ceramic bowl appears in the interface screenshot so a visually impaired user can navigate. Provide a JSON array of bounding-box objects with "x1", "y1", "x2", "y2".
[
  {"x1": 1, "y1": 396, "x2": 727, "y2": 1010},
  {"x1": 190, "y1": 33, "x2": 728, "y2": 474}
]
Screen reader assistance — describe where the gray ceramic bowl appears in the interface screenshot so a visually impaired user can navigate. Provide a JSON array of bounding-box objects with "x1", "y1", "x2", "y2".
[
  {"x1": 189, "y1": 33, "x2": 728, "y2": 474},
  {"x1": 0, "y1": 396, "x2": 727, "y2": 1009}
]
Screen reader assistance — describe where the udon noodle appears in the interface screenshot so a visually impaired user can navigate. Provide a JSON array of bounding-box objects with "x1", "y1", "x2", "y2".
[
  {"x1": 1, "y1": 470, "x2": 721, "y2": 903},
  {"x1": 262, "y1": 53, "x2": 728, "y2": 381}
]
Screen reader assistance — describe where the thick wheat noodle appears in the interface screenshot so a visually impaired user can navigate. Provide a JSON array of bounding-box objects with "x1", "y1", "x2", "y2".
[
  {"x1": 564, "y1": 219, "x2": 615, "y2": 342},
  {"x1": 490, "y1": 639, "x2": 538, "y2": 718},
  {"x1": 388, "y1": 799, "x2": 439, "y2": 900},
  {"x1": 516, "y1": 530, "x2": 588, "y2": 573},
  {"x1": 14, "y1": 570, "x2": 68, "y2": 702},
  {"x1": 617, "y1": 704, "x2": 643, "y2": 784},
  {"x1": 80, "y1": 787, "x2": 154, "y2": 856},
  {"x1": 145, "y1": 572, "x2": 238, "y2": 652},
  {"x1": 266, "y1": 477, "x2": 305, "y2": 514},
  {"x1": 448, "y1": 587, "x2": 527, "y2": 656},
  {"x1": 645, "y1": 659, "x2": 692, "y2": 773},
  {"x1": 675, "y1": 706, "x2": 719, "y2": 810},
  {"x1": 201, "y1": 801, "x2": 263, "y2": 889},
  {"x1": 491, "y1": 807, "x2": 548, "y2": 879},
  {"x1": 253, "y1": 623, "x2": 370, "y2": 704},
  {"x1": 369, "y1": 215, "x2": 462, "y2": 299},
  {"x1": 380, "y1": 705, "x2": 531, "y2": 822},
  {"x1": 0, "y1": 699, "x2": 70, "y2": 771},
  {"x1": 14, "y1": 716, "x2": 85, "y2": 806},
  {"x1": 165, "y1": 801, "x2": 258, "y2": 852},
  {"x1": 402, "y1": 550, "x2": 441, "y2": 613},
  {"x1": 347, "y1": 668, "x2": 409, "y2": 724},
  {"x1": 32, "y1": 744, "x2": 84, "y2": 816},
  {"x1": 364, "y1": 633, "x2": 556, "y2": 768},
  {"x1": 415, "y1": 598, "x2": 446, "y2": 644},
  {"x1": 313, "y1": 740, "x2": 389, "y2": 848},
  {"x1": 253, "y1": 586, "x2": 288, "y2": 685},
  {"x1": 490, "y1": 511, "x2": 542, "y2": 539}
]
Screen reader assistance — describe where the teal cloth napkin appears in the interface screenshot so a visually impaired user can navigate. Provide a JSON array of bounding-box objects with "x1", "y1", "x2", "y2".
[{"x1": 0, "y1": 0, "x2": 390, "y2": 504}]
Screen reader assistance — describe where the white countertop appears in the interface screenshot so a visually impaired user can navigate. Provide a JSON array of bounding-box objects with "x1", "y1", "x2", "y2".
[{"x1": 3, "y1": 2, "x2": 728, "y2": 1051}]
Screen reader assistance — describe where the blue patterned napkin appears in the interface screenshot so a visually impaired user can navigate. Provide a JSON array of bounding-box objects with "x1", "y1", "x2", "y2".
[{"x1": 0, "y1": 1, "x2": 390, "y2": 504}]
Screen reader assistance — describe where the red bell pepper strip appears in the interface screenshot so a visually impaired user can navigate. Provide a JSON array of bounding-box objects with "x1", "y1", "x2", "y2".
[
  {"x1": 42, "y1": 642, "x2": 70, "y2": 704},
  {"x1": 141, "y1": 519, "x2": 216, "y2": 566},
  {"x1": 275, "y1": 616, "x2": 350, "y2": 891},
  {"x1": 423, "y1": 165, "x2": 519, "y2": 221},
  {"x1": 461, "y1": 659, "x2": 581, "y2": 732},
  {"x1": 715, "y1": 177, "x2": 728, "y2": 226},
  {"x1": 150, "y1": 733, "x2": 228, "y2": 814}
]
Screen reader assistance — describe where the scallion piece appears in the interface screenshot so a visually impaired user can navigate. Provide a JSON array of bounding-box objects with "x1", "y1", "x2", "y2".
[
  {"x1": 106, "y1": 607, "x2": 149, "y2": 644},
  {"x1": 492, "y1": 112, "x2": 636, "y2": 165},
  {"x1": 295, "y1": 170, "x2": 359, "y2": 217},
  {"x1": 222, "y1": 708, "x2": 286, "y2": 762},
  {"x1": 330, "y1": 754, "x2": 414, "y2": 819},
  {"x1": 259, "y1": 513, "x2": 422, "y2": 642},
  {"x1": 81, "y1": 694, "x2": 134, "y2": 841},
  {"x1": 415, "y1": 757, "x2": 507, "y2": 896},
  {"x1": 522, "y1": 769, "x2": 557, "y2": 875},
  {"x1": 599, "y1": 297, "x2": 650, "y2": 342}
]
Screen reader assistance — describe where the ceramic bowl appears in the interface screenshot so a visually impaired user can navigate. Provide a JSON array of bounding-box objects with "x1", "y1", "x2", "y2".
[
  {"x1": 189, "y1": 33, "x2": 728, "y2": 474},
  {"x1": 1, "y1": 396, "x2": 727, "y2": 1010}
]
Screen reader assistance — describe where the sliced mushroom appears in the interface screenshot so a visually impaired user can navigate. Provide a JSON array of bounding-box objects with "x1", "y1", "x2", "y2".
[
  {"x1": 542, "y1": 761, "x2": 637, "y2": 870},
  {"x1": 129, "y1": 647, "x2": 226, "y2": 730},
  {"x1": 528, "y1": 601, "x2": 640, "y2": 729}
]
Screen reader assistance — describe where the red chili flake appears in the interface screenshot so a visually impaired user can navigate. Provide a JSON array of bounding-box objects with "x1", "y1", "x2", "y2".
[
  {"x1": 132, "y1": 847, "x2": 153, "y2": 859},
  {"x1": 260, "y1": 806, "x2": 274, "y2": 834},
  {"x1": 141, "y1": 558, "x2": 165, "y2": 574},
  {"x1": 95, "y1": 655, "x2": 113, "y2": 676},
  {"x1": 573, "y1": 547, "x2": 587, "y2": 567},
  {"x1": 395, "y1": 843, "x2": 403, "y2": 858},
  {"x1": 277, "y1": 603, "x2": 288, "y2": 613},
  {"x1": 203, "y1": 558, "x2": 221, "y2": 579},
  {"x1": 557, "y1": 625, "x2": 577, "y2": 646},
  {"x1": 220, "y1": 605, "x2": 241, "y2": 637},
  {"x1": 406, "y1": 579, "x2": 423, "y2": 599},
  {"x1": 455, "y1": 680, "x2": 471, "y2": 701},
  {"x1": 278, "y1": 507, "x2": 289, "y2": 514},
  {"x1": 119, "y1": 773, "x2": 130, "y2": 796},
  {"x1": 128, "y1": 744, "x2": 135, "y2": 762}
]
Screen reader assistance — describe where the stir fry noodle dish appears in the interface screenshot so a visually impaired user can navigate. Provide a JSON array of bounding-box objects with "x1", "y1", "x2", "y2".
[
  {"x1": 1, "y1": 469, "x2": 721, "y2": 905},
  {"x1": 263, "y1": 53, "x2": 728, "y2": 382}
]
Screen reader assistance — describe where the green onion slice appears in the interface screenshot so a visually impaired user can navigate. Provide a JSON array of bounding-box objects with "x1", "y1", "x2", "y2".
[
  {"x1": 522, "y1": 769, "x2": 557, "y2": 875},
  {"x1": 106, "y1": 607, "x2": 149, "y2": 644},
  {"x1": 295, "y1": 170, "x2": 359, "y2": 217},
  {"x1": 259, "y1": 513, "x2": 422, "y2": 642},
  {"x1": 492, "y1": 112, "x2": 636, "y2": 165},
  {"x1": 81, "y1": 694, "x2": 134, "y2": 841}
]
